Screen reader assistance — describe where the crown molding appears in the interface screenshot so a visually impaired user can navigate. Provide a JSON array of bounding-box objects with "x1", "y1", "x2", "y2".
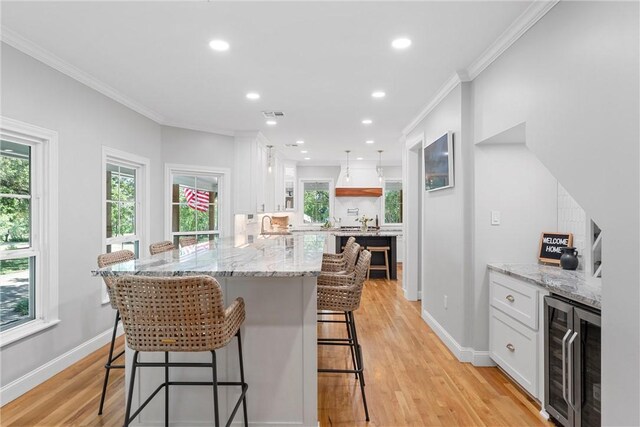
[
  {"x1": 401, "y1": 0, "x2": 559, "y2": 137},
  {"x1": 1, "y1": 26, "x2": 165, "y2": 123},
  {"x1": 161, "y1": 120, "x2": 235, "y2": 137},
  {"x1": 402, "y1": 73, "x2": 463, "y2": 136},
  {"x1": 466, "y1": 0, "x2": 559, "y2": 80}
]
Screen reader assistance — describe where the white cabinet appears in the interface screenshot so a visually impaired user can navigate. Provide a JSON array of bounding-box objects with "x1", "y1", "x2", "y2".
[
  {"x1": 234, "y1": 132, "x2": 286, "y2": 214},
  {"x1": 489, "y1": 270, "x2": 548, "y2": 401},
  {"x1": 283, "y1": 161, "x2": 296, "y2": 211}
]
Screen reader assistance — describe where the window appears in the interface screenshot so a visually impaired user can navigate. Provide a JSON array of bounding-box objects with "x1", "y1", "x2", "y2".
[
  {"x1": 383, "y1": 180, "x2": 403, "y2": 224},
  {"x1": 0, "y1": 118, "x2": 58, "y2": 345},
  {"x1": 168, "y1": 167, "x2": 227, "y2": 248},
  {"x1": 102, "y1": 147, "x2": 149, "y2": 303},
  {"x1": 302, "y1": 181, "x2": 331, "y2": 224},
  {"x1": 106, "y1": 163, "x2": 139, "y2": 255}
]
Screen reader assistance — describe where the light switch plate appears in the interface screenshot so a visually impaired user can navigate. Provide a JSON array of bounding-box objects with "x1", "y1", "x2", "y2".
[{"x1": 491, "y1": 210, "x2": 501, "y2": 225}]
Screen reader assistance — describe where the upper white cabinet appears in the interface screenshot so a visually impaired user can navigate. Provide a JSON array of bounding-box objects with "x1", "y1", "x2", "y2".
[
  {"x1": 283, "y1": 161, "x2": 296, "y2": 211},
  {"x1": 233, "y1": 132, "x2": 288, "y2": 214}
]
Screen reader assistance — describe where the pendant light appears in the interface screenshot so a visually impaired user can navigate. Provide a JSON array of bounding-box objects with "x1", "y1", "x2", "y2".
[
  {"x1": 377, "y1": 150, "x2": 384, "y2": 183},
  {"x1": 345, "y1": 150, "x2": 351, "y2": 182},
  {"x1": 267, "y1": 145, "x2": 274, "y2": 174}
]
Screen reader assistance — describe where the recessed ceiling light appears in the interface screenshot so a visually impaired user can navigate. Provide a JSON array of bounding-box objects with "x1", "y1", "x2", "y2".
[
  {"x1": 392, "y1": 38, "x2": 412, "y2": 49},
  {"x1": 372, "y1": 91, "x2": 386, "y2": 98},
  {"x1": 362, "y1": 119, "x2": 373, "y2": 125},
  {"x1": 301, "y1": 150, "x2": 308, "y2": 154},
  {"x1": 266, "y1": 120, "x2": 277, "y2": 126},
  {"x1": 304, "y1": 157, "x2": 311, "y2": 160},
  {"x1": 209, "y1": 39, "x2": 230, "y2": 52},
  {"x1": 296, "y1": 140, "x2": 304, "y2": 144},
  {"x1": 366, "y1": 140, "x2": 375, "y2": 144},
  {"x1": 246, "y1": 92, "x2": 260, "y2": 100},
  {"x1": 357, "y1": 157, "x2": 363, "y2": 160}
]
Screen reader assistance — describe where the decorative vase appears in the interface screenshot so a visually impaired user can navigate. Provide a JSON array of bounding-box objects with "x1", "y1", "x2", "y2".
[{"x1": 560, "y1": 247, "x2": 579, "y2": 270}]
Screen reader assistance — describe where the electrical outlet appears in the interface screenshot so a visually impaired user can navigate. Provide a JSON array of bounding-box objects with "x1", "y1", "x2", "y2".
[
  {"x1": 444, "y1": 295, "x2": 448, "y2": 309},
  {"x1": 491, "y1": 210, "x2": 501, "y2": 226}
]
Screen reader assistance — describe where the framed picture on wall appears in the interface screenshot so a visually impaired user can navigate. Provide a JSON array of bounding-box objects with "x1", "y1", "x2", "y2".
[{"x1": 424, "y1": 131, "x2": 454, "y2": 192}]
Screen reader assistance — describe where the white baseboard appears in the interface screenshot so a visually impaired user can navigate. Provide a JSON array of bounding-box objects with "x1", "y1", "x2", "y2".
[
  {"x1": 422, "y1": 309, "x2": 495, "y2": 367},
  {"x1": 0, "y1": 324, "x2": 123, "y2": 406}
]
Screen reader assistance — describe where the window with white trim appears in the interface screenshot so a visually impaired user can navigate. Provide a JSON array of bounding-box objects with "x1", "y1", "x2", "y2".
[
  {"x1": 383, "y1": 180, "x2": 403, "y2": 224},
  {"x1": 170, "y1": 174, "x2": 221, "y2": 247},
  {"x1": 105, "y1": 163, "x2": 140, "y2": 255},
  {"x1": 102, "y1": 148, "x2": 148, "y2": 303},
  {"x1": 0, "y1": 118, "x2": 58, "y2": 346},
  {"x1": 302, "y1": 180, "x2": 332, "y2": 224}
]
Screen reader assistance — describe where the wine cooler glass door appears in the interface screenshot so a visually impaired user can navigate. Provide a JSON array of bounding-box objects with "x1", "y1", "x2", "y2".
[
  {"x1": 545, "y1": 296, "x2": 574, "y2": 427},
  {"x1": 574, "y1": 307, "x2": 601, "y2": 427}
]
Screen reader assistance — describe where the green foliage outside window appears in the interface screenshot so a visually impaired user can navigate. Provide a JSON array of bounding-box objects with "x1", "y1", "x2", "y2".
[
  {"x1": 303, "y1": 187, "x2": 330, "y2": 223},
  {"x1": 0, "y1": 142, "x2": 31, "y2": 245},
  {"x1": 384, "y1": 182, "x2": 403, "y2": 224}
]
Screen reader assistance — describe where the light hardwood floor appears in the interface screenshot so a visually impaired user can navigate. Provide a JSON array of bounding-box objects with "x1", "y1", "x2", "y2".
[{"x1": 1, "y1": 268, "x2": 551, "y2": 426}]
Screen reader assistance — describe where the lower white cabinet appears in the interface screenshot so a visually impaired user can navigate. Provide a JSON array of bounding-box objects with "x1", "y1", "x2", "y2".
[{"x1": 489, "y1": 270, "x2": 548, "y2": 402}]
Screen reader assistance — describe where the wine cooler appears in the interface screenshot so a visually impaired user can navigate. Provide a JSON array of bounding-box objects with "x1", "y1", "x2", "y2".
[{"x1": 544, "y1": 295, "x2": 601, "y2": 427}]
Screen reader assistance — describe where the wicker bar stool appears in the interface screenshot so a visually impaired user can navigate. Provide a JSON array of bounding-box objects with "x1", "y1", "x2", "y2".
[
  {"x1": 322, "y1": 241, "x2": 360, "y2": 273},
  {"x1": 179, "y1": 236, "x2": 197, "y2": 248},
  {"x1": 317, "y1": 250, "x2": 372, "y2": 422},
  {"x1": 96, "y1": 249, "x2": 135, "y2": 415},
  {"x1": 149, "y1": 240, "x2": 175, "y2": 255},
  {"x1": 322, "y1": 236, "x2": 355, "y2": 264},
  {"x1": 111, "y1": 275, "x2": 248, "y2": 427},
  {"x1": 367, "y1": 246, "x2": 390, "y2": 280}
]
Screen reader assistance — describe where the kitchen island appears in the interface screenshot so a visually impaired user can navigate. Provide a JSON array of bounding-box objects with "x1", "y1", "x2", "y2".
[{"x1": 93, "y1": 233, "x2": 326, "y2": 427}]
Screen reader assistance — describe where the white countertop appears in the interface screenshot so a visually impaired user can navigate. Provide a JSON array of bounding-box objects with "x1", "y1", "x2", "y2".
[{"x1": 93, "y1": 233, "x2": 326, "y2": 278}]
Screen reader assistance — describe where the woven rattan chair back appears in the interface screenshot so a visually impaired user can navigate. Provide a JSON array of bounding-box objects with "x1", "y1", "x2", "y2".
[
  {"x1": 343, "y1": 242, "x2": 361, "y2": 272},
  {"x1": 112, "y1": 275, "x2": 245, "y2": 352},
  {"x1": 97, "y1": 250, "x2": 135, "y2": 309},
  {"x1": 179, "y1": 236, "x2": 197, "y2": 248},
  {"x1": 149, "y1": 240, "x2": 175, "y2": 255},
  {"x1": 343, "y1": 236, "x2": 356, "y2": 252},
  {"x1": 317, "y1": 250, "x2": 371, "y2": 312}
]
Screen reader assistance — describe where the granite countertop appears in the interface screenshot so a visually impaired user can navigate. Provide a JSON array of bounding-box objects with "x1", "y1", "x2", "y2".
[
  {"x1": 289, "y1": 227, "x2": 402, "y2": 237},
  {"x1": 93, "y1": 233, "x2": 326, "y2": 278},
  {"x1": 488, "y1": 263, "x2": 601, "y2": 309}
]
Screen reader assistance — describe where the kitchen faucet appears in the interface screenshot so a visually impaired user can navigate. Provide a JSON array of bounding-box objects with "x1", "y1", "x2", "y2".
[{"x1": 261, "y1": 215, "x2": 273, "y2": 234}]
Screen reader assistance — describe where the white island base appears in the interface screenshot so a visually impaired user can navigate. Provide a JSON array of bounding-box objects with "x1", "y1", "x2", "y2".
[{"x1": 124, "y1": 276, "x2": 318, "y2": 427}]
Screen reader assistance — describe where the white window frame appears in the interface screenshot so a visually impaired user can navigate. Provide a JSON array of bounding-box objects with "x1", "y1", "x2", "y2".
[
  {"x1": 381, "y1": 179, "x2": 403, "y2": 226},
  {"x1": 298, "y1": 178, "x2": 334, "y2": 226},
  {"x1": 0, "y1": 117, "x2": 59, "y2": 347},
  {"x1": 164, "y1": 164, "x2": 231, "y2": 242},
  {"x1": 101, "y1": 147, "x2": 150, "y2": 304}
]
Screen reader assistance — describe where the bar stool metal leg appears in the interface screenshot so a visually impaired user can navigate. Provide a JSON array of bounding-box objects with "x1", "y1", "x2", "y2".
[
  {"x1": 124, "y1": 351, "x2": 139, "y2": 427},
  {"x1": 211, "y1": 350, "x2": 220, "y2": 427},
  {"x1": 349, "y1": 312, "x2": 370, "y2": 421},
  {"x1": 165, "y1": 352, "x2": 169, "y2": 427},
  {"x1": 98, "y1": 309, "x2": 124, "y2": 415},
  {"x1": 345, "y1": 312, "x2": 358, "y2": 379},
  {"x1": 237, "y1": 330, "x2": 249, "y2": 427}
]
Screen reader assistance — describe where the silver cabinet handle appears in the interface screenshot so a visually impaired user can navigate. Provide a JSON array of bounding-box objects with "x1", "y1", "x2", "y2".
[
  {"x1": 561, "y1": 329, "x2": 572, "y2": 406},
  {"x1": 506, "y1": 343, "x2": 515, "y2": 352},
  {"x1": 505, "y1": 295, "x2": 515, "y2": 302},
  {"x1": 568, "y1": 331, "x2": 579, "y2": 410}
]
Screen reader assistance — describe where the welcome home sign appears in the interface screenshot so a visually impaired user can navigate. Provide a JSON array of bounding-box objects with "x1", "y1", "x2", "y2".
[{"x1": 538, "y1": 232, "x2": 574, "y2": 265}]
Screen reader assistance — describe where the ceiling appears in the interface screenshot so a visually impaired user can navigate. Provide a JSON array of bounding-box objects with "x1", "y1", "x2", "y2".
[{"x1": 1, "y1": 1, "x2": 532, "y2": 165}]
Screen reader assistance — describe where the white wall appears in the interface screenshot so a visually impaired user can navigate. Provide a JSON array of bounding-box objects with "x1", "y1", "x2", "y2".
[
  {"x1": 406, "y1": 83, "x2": 471, "y2": 347},
  {"x1": 472, "y1": 142, "x2": 558, "y2": 351},
  {"x1": 0, "y1": 44, "x2": 164, "y2": 386},
  {"x1": 161, "y1": 125, "x2": 234, "y2": 171},
  {"x1": 471, "y1": 2, "x2": 639, "y2": 423},
  {"x1": 556, "y1": 183, "x2": 586, "y2": 266}
]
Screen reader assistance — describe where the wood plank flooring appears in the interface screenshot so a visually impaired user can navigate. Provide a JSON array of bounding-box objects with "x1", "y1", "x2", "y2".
[{"x1": 1, "y1": 267, "x2": 551, "y2": 426}]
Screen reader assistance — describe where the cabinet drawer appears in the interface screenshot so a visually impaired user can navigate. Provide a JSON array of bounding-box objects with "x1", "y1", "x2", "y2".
[
  {"x1": 490, "y1": 308, "x2": 538, "y2": 397},
  {"x1": 490, "y1": 272, "x2": 538, "y2": 329}
]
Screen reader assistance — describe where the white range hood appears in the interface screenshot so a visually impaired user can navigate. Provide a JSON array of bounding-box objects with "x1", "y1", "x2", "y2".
[{"x1": 336, "y1": 160, "x2": 383, "y2": 190}]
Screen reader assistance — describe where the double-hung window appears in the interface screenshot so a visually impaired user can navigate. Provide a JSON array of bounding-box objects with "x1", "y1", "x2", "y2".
[
  {"x1": 383, "y1": 180, "x2": 403, "y2": 225},
  {"x1": 102, "y1": 148, "x2": 148, "y2": 303},
  {"x1": 170, "y1": 174, "x2": 220, "y2": 247},
  {"x1": 301, "y1": 180, "x2": 332, "y2": 224},
  {"x1": 0, "y1": 118, "x2": 58, "y2": 345}
]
